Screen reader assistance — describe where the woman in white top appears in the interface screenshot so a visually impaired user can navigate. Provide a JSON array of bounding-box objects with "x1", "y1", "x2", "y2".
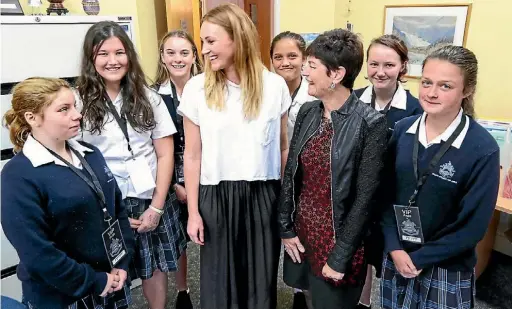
[
  {"x1": 271, "y1": 31, "x2": 317, "y2": 145},
  {"x1": 178, "y1": 4, "x2": 291, "y2": 309},
  {"x1": 75, "y1": 21, "x2": 186, "y2": 309}
]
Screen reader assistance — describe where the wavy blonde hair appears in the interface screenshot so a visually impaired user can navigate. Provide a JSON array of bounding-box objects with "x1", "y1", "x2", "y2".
[
  {"x1": 203, "y1": 3, "x2": 264, "y2": 119},
  {"x1": 3, "y1": 77, "x2": 70, "y2": 153}
]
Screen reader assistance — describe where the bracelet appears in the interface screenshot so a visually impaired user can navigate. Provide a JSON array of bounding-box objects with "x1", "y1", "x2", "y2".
[{"x1": 149, "y1": 205, "x2": 164, "y2": 215}]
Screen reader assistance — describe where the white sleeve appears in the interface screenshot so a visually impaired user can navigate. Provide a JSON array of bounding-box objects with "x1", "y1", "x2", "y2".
[
  {"x1": 72, "y1": 88, "x2": 84, "y2": 141},
  {"x1": 177, "y1": 79, "x2": 200, "y2": 125},
  {"x1": 280, "y1": 77, "x2": 292, "y2": 116},
  {"x1": 148, "y1": 89, "x2": 177, "y2": 139}
]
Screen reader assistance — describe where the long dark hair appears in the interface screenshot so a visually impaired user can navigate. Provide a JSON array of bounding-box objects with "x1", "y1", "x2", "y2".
[
  {"x1": 154, "y1": 30, "x2": 203, "y2": 86},
  {"x1": 76, "y1": 21, "x2": 155, "y2": 134}
]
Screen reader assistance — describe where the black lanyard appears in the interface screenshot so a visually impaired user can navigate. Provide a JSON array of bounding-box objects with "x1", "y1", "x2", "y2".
[
  {"x1": 408, "y1": 115, "x2": 467, "y2": 206},
  {"x1": 170, "y1": 82, "x2": 185, "y2": 145},
  {"x1": 370, "y1": 85, "x2": 399, "y2": 114},
  {"x1": 44, "y1": 143, "x2": 113, "y2": 224},
  {"x1": 104, "y1": 95, "x2": 134, "y2": 157},
  {"x1": 291, "y1": 77, "x2": 302, "y2": 102}
]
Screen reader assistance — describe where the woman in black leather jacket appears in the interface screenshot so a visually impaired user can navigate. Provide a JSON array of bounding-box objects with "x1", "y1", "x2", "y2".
[{"x1": 278, "y1": 29, "x2": 388, "y2": 309}]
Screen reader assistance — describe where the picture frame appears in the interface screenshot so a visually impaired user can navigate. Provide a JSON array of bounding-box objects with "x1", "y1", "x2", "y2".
[
  {"x1": 383, "y1": 4, "x2": 472, "y2": 78},
  {"x1": 0, "y1": 0, "x2": 24, "y2": 15},
  {"x1": 300, "y1": 33, "x2": 320, "y2": 46}
]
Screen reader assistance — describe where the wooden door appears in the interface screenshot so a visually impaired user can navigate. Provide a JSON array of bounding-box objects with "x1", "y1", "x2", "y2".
[
  {"x1": 244, "y1": 0, "x2": 272, "y2": 68},
  {"x1": 187, "y1": 0, "x2": 272, "y2": 68},
  {"x1": 165, "y1": 0, "x2": 202, "y2": 53}
]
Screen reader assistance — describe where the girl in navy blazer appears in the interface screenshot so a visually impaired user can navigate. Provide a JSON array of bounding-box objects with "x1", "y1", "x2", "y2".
[
  {"x1": 1, "y1": 77, "x2": 135, "y2": 309},
  {"x1": 354, "y1": 35, "x2": 423, "y2": 309}
]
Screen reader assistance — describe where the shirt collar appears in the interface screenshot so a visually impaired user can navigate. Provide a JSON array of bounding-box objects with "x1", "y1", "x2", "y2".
[
  {"x1": 157, "y1": 80, "x2": 173, "y2": 95},
  {"x1": 158, "y1": 80, "x2": 182, "y2": 100},
  {"x1": 359, "y1": 83, "x2": 407, "y2": 111},
  {"x1": 23, "y1": 135, "x2": 94, "y2": 168},
  {"x1": 406, "y1": 108, "x2": 469, "y2": 149}
]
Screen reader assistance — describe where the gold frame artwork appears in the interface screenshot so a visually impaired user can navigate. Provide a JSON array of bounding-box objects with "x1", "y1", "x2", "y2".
[{"x1": 383, "y1": 4, "x2": 472, "y2": 79}]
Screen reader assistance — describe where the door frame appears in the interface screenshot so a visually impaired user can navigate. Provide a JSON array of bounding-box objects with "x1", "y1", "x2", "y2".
[{"x1": 190, "y1": 0, "x2": 280, "y2": 61}]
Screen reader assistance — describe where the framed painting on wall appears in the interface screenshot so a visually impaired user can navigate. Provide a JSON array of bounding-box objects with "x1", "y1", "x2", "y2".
[
  {"x1": 0, "y1": 0, "x2": 24, "y2": 15},
  {"x1": 383, "y1": 4, "x2": 472, "y2": 78}
]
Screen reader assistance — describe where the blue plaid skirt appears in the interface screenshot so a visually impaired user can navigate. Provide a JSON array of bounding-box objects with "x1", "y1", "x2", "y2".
[
  {"x1": 67, "y1": 286, "x2": 131, "y2": 309},
  {"x1": 125, "y1": 193, "x2": 187, "y2": 280},
  {"x1": 380, "y1": 255, "x2": 475, "y2": 309},
  {"x1": 24, "y1": 286, "x2": 131, "y2": 309}
]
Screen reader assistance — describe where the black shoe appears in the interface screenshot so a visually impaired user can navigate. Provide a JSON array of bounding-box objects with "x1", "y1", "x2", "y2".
[
  {"x1": 175, "y1": 290, "x2": 193, "y2": 309},
  {"x1": 356, "y1": 303, "x2": 371, "y2": 309},
  {"x1": 292, "y1": 292, "x2": 307, "y2": 309}
]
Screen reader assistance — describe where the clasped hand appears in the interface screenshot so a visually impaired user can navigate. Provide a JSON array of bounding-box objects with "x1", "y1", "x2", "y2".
[{"x1": 100, "y1": 268, "x2": 127, "y2": 297}]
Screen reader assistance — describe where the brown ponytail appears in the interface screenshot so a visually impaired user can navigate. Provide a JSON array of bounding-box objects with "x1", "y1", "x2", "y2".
[{"x1": 3, "y1": 77, "x2": 70, "y2": 153}]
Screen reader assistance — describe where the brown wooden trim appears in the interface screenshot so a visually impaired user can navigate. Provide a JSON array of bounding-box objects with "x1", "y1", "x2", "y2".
[
  {"x1": 192, "y1": 0, "x2": 202, "y2": 51},
  {"x1": 462, "y1": 4, "x2": 472, "y2": 47}
]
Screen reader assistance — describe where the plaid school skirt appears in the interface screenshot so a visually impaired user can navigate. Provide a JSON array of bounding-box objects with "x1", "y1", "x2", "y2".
[
  {"x1": 24, "y1": 286, "x2": 131, "y2": 309},
  {"x1": 67, "y1": 286, "x2": 131, "y2": 309},
  {"x1": 380, "y1": 255, "x2": 475, "y2": 309},
  {"x1": 125, "y1": 192, "x2": 187, "y2": 280}
]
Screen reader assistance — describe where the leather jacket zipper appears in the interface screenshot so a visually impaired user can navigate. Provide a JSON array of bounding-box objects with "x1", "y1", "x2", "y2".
[{"x1": 329, "y1": 113, "x2": 336, "y2": 240}]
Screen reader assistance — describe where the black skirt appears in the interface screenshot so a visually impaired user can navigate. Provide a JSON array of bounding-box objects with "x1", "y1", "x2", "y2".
[{"x1": 199, "y1": 180, "x2": 281, "y2": 309}]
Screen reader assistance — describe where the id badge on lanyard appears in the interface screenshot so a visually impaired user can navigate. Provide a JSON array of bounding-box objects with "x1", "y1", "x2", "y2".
[
  {"x1": 43, "y1": 141, "x2": 128, "y2": 267},
  {"x1": 104, "y1": 95, "x2": 156, "y2": 195},
  {"x1": 394, "y1": 114, "x2": 467, "y2": 245},
  {"x1": 126, "y1": 156, "x2": 156, "y2": 194},
  {"x1": 393, "y1": 204, "x2": 424, "y2": 244},
  {"x1": 102, "y1": 220, "x2": 128, "y2": 267}
]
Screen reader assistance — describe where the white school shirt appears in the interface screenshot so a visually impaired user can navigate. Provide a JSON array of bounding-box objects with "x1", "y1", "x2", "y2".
[
  {"x1": 23, "y1": 135, "x2": 93, "y2": 169},
  {"x1": 287, "y1": 77, "x2": 316, "y2": 144},
  {"x1": 75, "y1": 87, "x2": 177, "y2": 199},
  {"x1": 178, "y1": 70, "x2": 292, "y2": 185},
  {"x1": 358, "y1": 83, "x2": 408, "y2": 111},
  {"x1": 405, "y1": 108, "x2": 469, "y2": 149},
  {"x1": 157, "y1": 80, "x2": 182, "y2": 100}
]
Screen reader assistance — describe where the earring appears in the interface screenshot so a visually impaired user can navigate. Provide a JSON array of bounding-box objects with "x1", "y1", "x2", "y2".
[{"x1": 329, "y1": 82, "x2": 336, "y2": 90}]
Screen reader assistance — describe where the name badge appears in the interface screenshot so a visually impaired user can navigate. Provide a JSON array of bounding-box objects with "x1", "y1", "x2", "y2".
[
  {"x1": 174, "y1": 153, "x2": 185, "y2": 184},
  {"x1": 393, "y1": 205, "x2": 424, "y2": 244},
  {"x1": 102, "y1": 220, "x2": 127, "y2": 268},
  {"x1": 126, "y1": 156, "x2": 156, "y2": 194}
]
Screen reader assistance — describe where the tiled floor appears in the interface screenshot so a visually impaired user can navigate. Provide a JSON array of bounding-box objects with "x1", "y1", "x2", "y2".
[{"x1": 130, "y1": 243, "x2": 502, "y2": 309}]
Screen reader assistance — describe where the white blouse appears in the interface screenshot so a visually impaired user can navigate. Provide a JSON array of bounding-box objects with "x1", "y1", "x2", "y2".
[
  {"x1": 75, "y1": 87, "x2": 177, "y2": 199},
  {"x1": 178, "y1": 70, "x2": 291, "y2": 185}
]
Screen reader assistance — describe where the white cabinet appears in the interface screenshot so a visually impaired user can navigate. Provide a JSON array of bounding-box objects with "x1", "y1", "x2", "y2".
[{"x1": 0, "y1": 15, "x2": 136, "y2": 300}]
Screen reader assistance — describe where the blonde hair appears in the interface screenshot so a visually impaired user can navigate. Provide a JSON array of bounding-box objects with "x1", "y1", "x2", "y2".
[
  {"x1": 203, "y1": 3, "x2": 265, "y2": 119},
  {"x1": 3, "y1": 77, "x2": 70, "y2": 153},
  {"x1": 154, "y1": 30, "x2": 203, "y2": 86}
]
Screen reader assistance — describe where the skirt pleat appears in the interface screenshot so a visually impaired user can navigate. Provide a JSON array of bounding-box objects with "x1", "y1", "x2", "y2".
[{"x1": 199, "y1": 180, "x2": 281, "y2": 309}]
